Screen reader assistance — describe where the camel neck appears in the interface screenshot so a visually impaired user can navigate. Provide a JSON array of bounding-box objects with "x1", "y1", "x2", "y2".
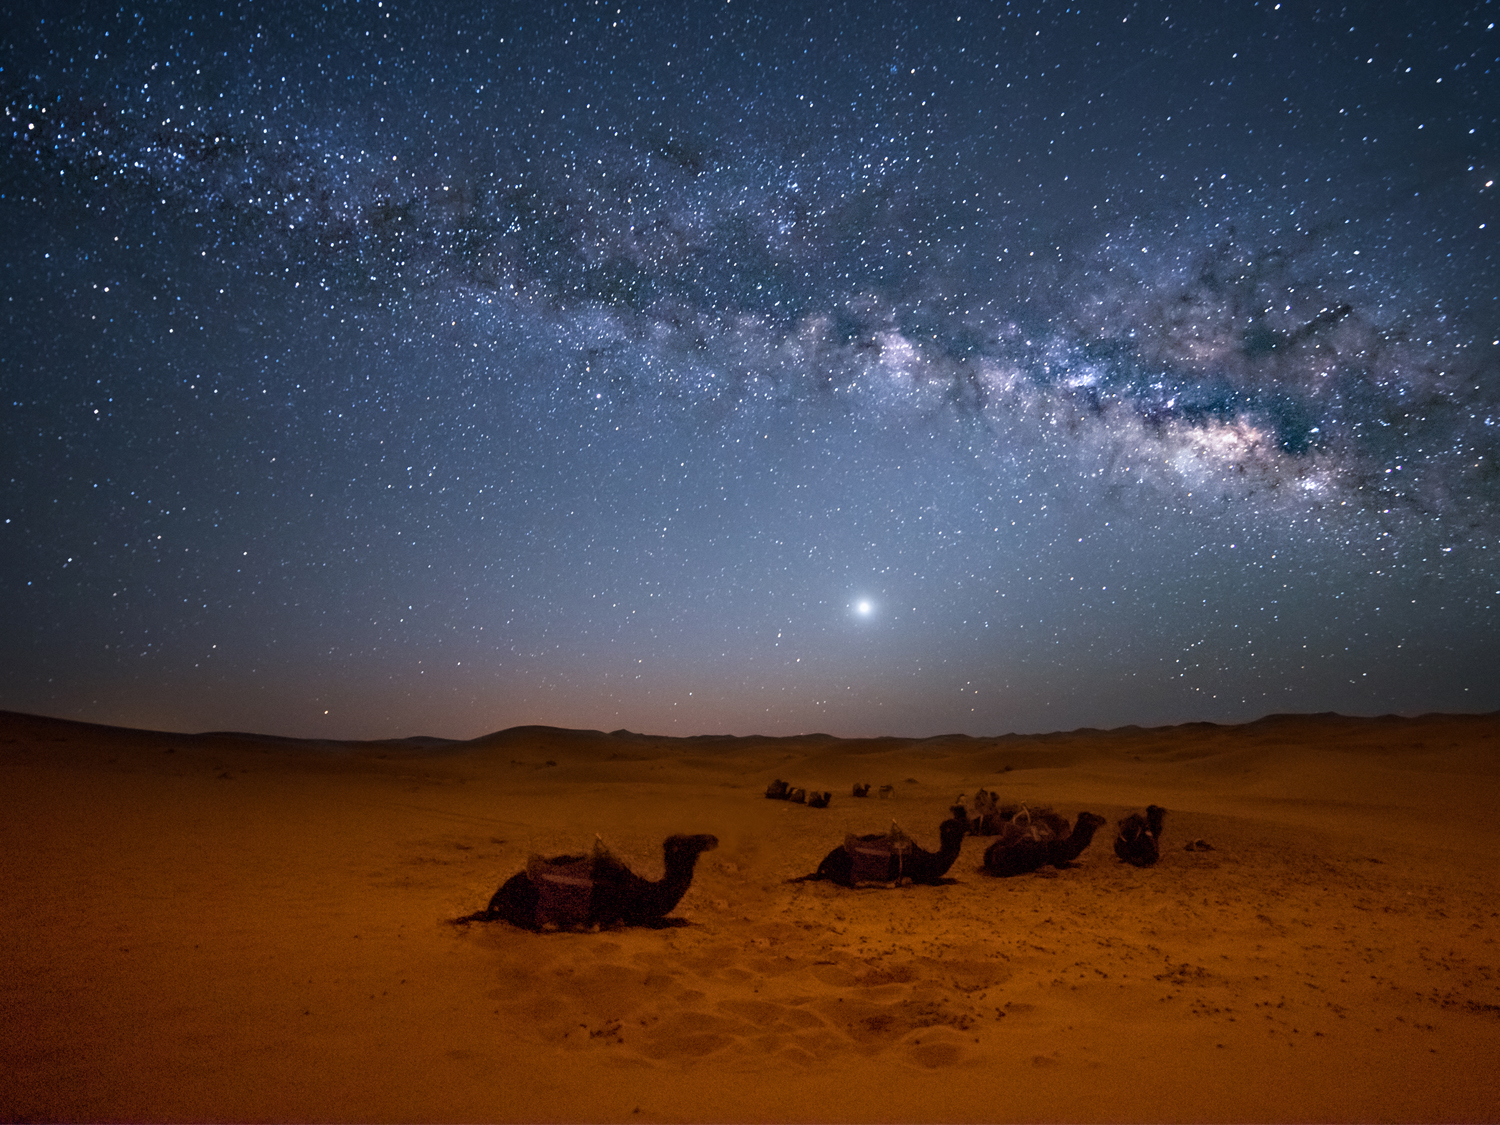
[
  {"x1": 924, "y1": 821, "x2": 966, "y2": 878},
  {"x1": 940, "y1": 829, "x2": 964, "y2": 862},
  {"x1": 644, "y1": 855, "x2": 700, "y2": 914}
]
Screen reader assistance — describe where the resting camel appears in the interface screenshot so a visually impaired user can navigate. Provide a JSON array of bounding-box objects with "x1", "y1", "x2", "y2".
[
  {"x1": 453, "y1": 834, "x2": 719, "y2": 930},
  {"x1": 790, "y1": 817, "x2": 969, "y2": 887},
  {"x1": 981, "y1": 811, "x2": 1106, "y2": 877},
  {"x1": 1114, "y1": 805, "x2": 1166, "y2": 867}
]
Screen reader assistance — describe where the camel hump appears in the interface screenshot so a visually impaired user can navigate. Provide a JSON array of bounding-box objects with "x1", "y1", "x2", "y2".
[{"x1": 527, "y1": 853, "x2": 594, "y2": 928}]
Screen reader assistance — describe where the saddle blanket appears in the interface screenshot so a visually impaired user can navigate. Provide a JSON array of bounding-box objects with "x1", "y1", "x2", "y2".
[
  {"x1": 527, "y1": 855, "x2": 594, "y2": 928},
  {"x1": 845, "y1": 830, "x2": 913, "y2": 884}
]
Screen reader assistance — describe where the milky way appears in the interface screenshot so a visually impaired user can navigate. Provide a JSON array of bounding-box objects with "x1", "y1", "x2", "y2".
[{"x1": 4, "y1": 1, "x2": 1497, "y2": 738}]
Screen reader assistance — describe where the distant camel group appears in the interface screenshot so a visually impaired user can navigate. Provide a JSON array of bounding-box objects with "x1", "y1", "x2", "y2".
[
  {"x1": 452, "y1": 783, "x2": 1172, "y2": 930},
  {"x1": 768, "y1": 778, "x2": 904, "y2": 805},
  {"x1": 764, "y1": 778, "x2": 832, "y2": 807},
  {"x1": 787, "y1": 799, "x2": 1163, "y2": 886}
]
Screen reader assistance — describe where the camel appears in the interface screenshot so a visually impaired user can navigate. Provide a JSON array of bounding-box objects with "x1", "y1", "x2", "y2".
[
  {"x1": 981, "y1": 811, "x2": 1107, "y2": 877},
  {"x1": 852, "y1": 783, "x2": 871, "y2": 798},
  {"x1": 1114, "y1": 805, "x2": 1166, "y2": 867},
  {"x1": 453, "y1": 834, "x2": 719, "y2": 930},
  {"x1": 765, "y1": 779, "x2": 790, "y2": 800},
  {"x1": 807, "y1": 790, "x2": 832, "y2": 808},
  {"x1": 789, "y1": 816, "x2": 969, "y2": 887}
]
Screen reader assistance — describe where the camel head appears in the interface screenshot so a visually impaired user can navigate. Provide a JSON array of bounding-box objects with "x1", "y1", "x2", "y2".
[
  {"x1": 1073, "y1": 812, "x2": 1108, "y2": 837},
  {"x1": 939, "y1": 816, "x2": 970, "y2": 849},
  {"x1": 663, "y1": 833, "x2": 719, "y2": 868}
]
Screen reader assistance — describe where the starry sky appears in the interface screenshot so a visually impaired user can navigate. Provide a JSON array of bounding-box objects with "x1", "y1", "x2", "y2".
[{"x1": 3, "y1": 0, "x2": 1497, "y2": 740}]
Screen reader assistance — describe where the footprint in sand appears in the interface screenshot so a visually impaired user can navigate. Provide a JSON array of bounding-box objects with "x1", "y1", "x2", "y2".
[
  {"x1": 481, "y1": 930, "x2": 1006, "y2": 1073},
  {"x1": 906, "y1": 1028, "x2": 972, "y2": 1069},
  {"x1": 638, "y1": 1010, "x2": 747, "y2": 1060}
]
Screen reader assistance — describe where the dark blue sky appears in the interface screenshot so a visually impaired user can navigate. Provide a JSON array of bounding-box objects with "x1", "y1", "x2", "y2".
[{"x1": 3, "y1": 0, "x2": 1497, "y2": 739}]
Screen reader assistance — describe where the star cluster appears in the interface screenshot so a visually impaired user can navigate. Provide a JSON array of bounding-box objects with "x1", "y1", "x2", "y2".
[{"x1": 3, "y1": 1, "x2": 1497, "y2": 737}]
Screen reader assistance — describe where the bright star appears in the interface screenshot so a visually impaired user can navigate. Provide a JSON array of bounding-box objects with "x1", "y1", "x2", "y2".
[{"x1": 856, "y1": 600, "x2": 873, "y2": 616}]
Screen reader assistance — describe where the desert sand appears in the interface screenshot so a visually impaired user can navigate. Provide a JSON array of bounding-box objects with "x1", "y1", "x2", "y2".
[{"x1": 3, "y1": 708, "x2": 1499, "y2": 1123}]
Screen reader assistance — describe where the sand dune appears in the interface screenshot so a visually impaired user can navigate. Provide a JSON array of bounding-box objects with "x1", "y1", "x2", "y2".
[{"x1": 3, "y1": 709, "x2": 1499, "y2": 1122}]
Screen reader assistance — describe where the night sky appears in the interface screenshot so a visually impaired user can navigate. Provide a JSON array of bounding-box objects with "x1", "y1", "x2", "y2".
[{"x1": 3, "y1": 1, "x2": 1497, "y2": 740}]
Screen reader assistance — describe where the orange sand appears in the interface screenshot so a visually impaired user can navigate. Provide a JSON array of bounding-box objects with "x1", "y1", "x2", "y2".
[{"x1": 3, "y1": 709, "x2": 1498, "y2": 1123}]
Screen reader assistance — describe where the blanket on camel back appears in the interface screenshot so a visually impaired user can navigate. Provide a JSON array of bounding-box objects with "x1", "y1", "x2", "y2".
[{"x1": 526, "y1": 852, "x2": 595, "y2": 928}]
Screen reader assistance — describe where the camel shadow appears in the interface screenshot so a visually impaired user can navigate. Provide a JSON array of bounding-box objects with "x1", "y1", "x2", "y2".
[
  {"x1": 635, "y1": 916, "x2": 695, "y2": 929},
  {"x1": 789, "y1": 875, "x2": 962, "y2": 889},
  {"x1": 451, "y1": 913, "x2": 701, "y2": 931}
]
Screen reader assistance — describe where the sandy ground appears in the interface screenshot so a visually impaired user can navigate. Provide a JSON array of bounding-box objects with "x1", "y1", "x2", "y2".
[{"x1": 3, "y1": 708, "x2": 1499, "y2": 1123}]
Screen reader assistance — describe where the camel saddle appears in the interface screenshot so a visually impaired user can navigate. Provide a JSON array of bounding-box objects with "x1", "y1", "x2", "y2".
[
  {"x1": 526, "y1": 853, "x2": 595, "y2": 928},
  {"x1": 844, "y1": 824, "x2": 914, "y2": 883}
]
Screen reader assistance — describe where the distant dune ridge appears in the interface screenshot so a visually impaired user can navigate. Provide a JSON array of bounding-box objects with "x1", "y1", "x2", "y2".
[{"x1": 3, "y1": 707, "x2": 1499, "y2": 1122}]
